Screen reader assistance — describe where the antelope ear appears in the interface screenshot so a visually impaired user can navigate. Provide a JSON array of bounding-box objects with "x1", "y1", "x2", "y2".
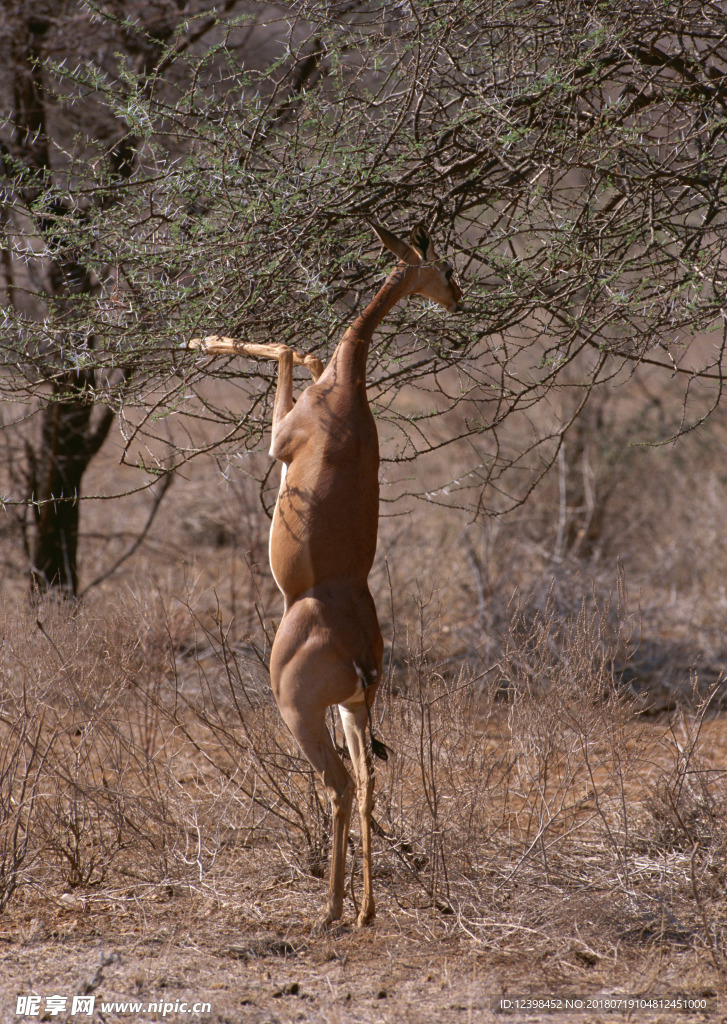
[
  {"x1": 410, "y1": 223, "x2": 435, "y2": 261},
  {"x1": 369, "y1": 221, "x2": 422, "y2": 264}
]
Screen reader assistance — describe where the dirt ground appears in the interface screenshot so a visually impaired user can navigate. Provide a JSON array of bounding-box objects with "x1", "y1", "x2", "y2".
[
  {"x1": 0, "y1": 904, "x2": 511, "y2": 1024},
  {"x1": 0, "y1": 886, "x2": 722, "y2": 1024}
]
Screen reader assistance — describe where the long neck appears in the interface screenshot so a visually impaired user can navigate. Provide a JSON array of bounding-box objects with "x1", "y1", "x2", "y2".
[{"x1": 322, "y1": 264, "x2": 412, "y2": 387}]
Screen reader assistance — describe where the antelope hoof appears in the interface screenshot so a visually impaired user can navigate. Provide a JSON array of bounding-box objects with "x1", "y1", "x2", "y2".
[
  {"x1": 188, "y1": 335, "x2": 219, "y2": 352},
  {"x1": 188, "y1": 334, "x2": 226, "y2": 352},
  {"x1": 303, "y1": 353, "x2": 324, "y2": 377},
  {"x1": 356, "y1": 905, "x2": 375, "y2": 928}
]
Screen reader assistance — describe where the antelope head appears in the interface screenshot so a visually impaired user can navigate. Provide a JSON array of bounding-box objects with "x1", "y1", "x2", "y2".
[{"x1": 370, "y1": 221, "x2": 462, "y2": 312}]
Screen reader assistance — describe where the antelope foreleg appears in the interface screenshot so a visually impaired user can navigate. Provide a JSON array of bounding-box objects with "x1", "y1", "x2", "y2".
[{"x1": 189, "y1": 335, "x2": 323, "y2": 382}]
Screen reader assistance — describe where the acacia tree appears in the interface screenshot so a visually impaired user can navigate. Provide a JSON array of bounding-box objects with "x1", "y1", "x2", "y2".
[
  {"x1": 1, "y1": 0, "x2": 726, "y2": 589},
  {"x1": 0, "y1": 0, "x2": 239, "y2": 595}
]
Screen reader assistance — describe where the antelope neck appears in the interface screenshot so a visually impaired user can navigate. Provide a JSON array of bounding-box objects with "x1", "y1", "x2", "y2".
[{"x1": 326, "y1": 263, "x2": 413, "y2": 387}]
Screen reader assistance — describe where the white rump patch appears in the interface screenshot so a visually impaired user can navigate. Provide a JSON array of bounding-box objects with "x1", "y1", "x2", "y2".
[{"x1": 341, "y1": 661, "x2": 376, "y2": 708}]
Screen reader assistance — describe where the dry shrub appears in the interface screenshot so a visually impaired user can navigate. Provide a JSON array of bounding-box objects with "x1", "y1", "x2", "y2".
[
  {"x1": 500, "y1": 576, "x2": 639, "y2": 870},
  {"x1": 0, "y1": 593, "x2": 215, "y2": 907},
  {"x1": 365, "y1": 576, "x2": 726, "y2": 969},
  {"x1": 0, "y1": 694, "x2": 48, "y2": 912},
  {"x1": 0, "y1": 569, "x2": 724, "y2": 979}
]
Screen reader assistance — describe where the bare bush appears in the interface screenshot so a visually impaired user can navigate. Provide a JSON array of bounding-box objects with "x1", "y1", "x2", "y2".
[
  {"x1": 0, "y1": 695, "x2": 49, "y2": 913},
  {"x1": 0, "y1": 595, "x2": 198, "y2": 901},
  {"x1": 349, "y1": 580, "x2": 726, "y2": 969}
]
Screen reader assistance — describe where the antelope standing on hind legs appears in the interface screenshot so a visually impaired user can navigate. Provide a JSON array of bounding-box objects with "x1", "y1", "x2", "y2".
[{"x1": 190, "y1": 222, "x2": 462, "y2": 928}]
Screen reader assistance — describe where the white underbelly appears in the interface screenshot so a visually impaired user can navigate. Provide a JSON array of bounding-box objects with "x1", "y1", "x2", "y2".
[{"x1": 269, "y1": 462, "x2": 288, "y2": 605}]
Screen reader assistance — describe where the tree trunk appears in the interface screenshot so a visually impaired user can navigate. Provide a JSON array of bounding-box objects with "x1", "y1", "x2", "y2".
[
  {"x1": 9, "y1": 8, "x2": 118, "y2": 598},
  {"x1": 29, "y1": 385, "x2": 113, "y2": 597}
]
